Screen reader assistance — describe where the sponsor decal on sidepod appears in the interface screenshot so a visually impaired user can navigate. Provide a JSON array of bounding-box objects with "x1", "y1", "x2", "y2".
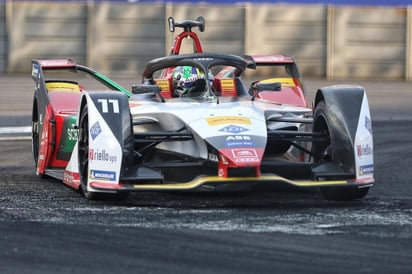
[
  {"x1": 90, "y1": 170, "x2": 116, "y2": 181},
  {"x1": 90, "y1": 121, "x2": 102, "y2": 140},
  {"x1": 219, "y1": 125, "x2": 250, "y2": 134},
  {"x1": 225, "y1": 135, "x2": 255, "y2": 147},
  {"x1": 232, "y1": 148, "x2": 259, "y2": 163},
  {"x1": 89, "y1": 148, "x2": 117, "y2": 163},
  {"x1": 206, "y1": 116, "x2": 251, "y2": 126},
  {"x1": 359, "y1": 164, "x2": 374, "y2": 175},
  {"x1": 357, "y1": 143, "x2": 373, "y2": 157}
]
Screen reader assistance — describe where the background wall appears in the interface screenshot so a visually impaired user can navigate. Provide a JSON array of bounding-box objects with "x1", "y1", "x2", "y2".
[
  {"x1": 0, "y1": 4, "x2": 6, "y2": 73},
  {"x1": 1, "y1": 1, "x2": 411, "y2": 80}
]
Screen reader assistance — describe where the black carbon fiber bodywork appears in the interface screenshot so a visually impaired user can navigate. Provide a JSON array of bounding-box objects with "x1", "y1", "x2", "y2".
[{"x1": 314, "y1": 85, "x2": 366, "y2": 175}]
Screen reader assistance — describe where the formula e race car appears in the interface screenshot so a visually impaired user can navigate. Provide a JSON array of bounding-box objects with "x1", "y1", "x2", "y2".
[{"x1": 31, "y1": 17, "x2": 374, "y2": 201}]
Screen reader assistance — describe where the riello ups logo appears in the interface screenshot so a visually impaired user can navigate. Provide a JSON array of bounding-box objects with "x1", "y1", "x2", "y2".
[
  {"x1": 89, "y1": 148, "x2": 117, "y2": 163},
  {"x1": 357, "y1": 144, "x2": 373, "y2": 157}
]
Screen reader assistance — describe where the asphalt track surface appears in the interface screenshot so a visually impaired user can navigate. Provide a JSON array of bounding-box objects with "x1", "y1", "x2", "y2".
[{"x1": 0, "y1": 76, "x2": 412, "y2": 274}]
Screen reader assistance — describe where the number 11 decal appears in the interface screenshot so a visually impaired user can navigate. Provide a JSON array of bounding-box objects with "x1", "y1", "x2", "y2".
[{"x1": 97, "y1": 99, "x2": 119, "y2": 113}]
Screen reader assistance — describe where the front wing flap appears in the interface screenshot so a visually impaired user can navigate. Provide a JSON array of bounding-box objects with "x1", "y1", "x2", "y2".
[{"x1": 88, "y1": 174, "x2": 373, "y2": 192}]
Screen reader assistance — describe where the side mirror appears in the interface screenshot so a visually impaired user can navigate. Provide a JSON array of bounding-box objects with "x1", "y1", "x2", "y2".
[
  {"x1": 168, "y1": 17, "x2": 175, "y2": 32},
  {"x1": 256, "y1": 82, "x2": 282, "y2": 92},
  {"x1": 132, "y1": 85, "x2": 165, "y2": 102},
  {"x1": 249, "y1": 81, "x2": 282, "y2": 101}
]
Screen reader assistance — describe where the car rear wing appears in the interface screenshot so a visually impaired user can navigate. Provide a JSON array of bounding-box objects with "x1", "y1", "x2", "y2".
[
  {"x1": 33, "y1": 58, "x2": 77, "y2": 70},
  {"x1": 31, "y1": 59, "x2": 132, "y2": 97}
]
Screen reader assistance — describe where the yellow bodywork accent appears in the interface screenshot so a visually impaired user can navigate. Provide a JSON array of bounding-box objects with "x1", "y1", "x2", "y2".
[
  {"x1": 132, "y1": 175, "x2": 349, "y2": 191},
  {"x1": 221, "y1": 79, "x2": 235, "y2": 88},
  {"x1": 46, "y1": 82, "x2": 81, "y2": 92},
  {"x1": 206, "y1": 116, "x2": 251, "y2": 126},
  {"x1": 261, "y1": 78, "x2": 295, "y2": 87},
  {"x1": 156, "y1": 79, "x2": 170, "y2": 91}
]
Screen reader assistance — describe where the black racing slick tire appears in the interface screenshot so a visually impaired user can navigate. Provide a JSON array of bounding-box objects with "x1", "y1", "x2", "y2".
[
  {"x1": 313, "y1": 101, "x2": 369, "y2": 201},
  {"x1": 78, "y1": 105, "x2": 96, "y2": 200},
  {"x1": 78, "y1": 105, "x2": 129, "y2": 201},
  {"x1": 32, "y1": 98, "x2": 46, "y2": 178},
  {"x1": 32, "y1": 99, "x2": 40, "y2": 168}
]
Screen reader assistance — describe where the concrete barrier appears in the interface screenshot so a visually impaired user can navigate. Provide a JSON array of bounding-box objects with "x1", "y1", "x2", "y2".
[
  {"x1": 0, "y1": 4, "x2": 6, "y2": 73},
  {"x1": 328, "y1": 6, "x2": 408, "y2": 80},
  {"x1": 7, "y1": 2, "x2": 87, "y2": 73},
  {"x1": 1, "y1": 2, "x2": 411, "y2": 81},
  {"x1": 245, "y1": 4, "x2": 327, "y2": 78},
  {"x1": 88, "y1": 2, "x2": 166, "y2": 76}
]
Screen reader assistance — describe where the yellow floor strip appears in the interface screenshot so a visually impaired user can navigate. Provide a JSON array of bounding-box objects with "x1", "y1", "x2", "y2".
[{"x1": 132, "y1": 175, "x2": 350, "y2": 190}]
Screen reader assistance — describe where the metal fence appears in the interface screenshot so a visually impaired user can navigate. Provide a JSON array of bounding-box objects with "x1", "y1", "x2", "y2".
[{"x1": 1, "y1": 2, "x2": 411, "y2": 80}]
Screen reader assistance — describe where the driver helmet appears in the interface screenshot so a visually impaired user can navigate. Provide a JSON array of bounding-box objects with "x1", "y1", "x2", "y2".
[{"x1": 173, "y1": 66, "x2": 205, "y2": 96}]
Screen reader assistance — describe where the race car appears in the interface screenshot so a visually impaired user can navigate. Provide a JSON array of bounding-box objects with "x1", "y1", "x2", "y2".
[{"x1": 31, "y1": 17, "x2": 374, "y2": 201}]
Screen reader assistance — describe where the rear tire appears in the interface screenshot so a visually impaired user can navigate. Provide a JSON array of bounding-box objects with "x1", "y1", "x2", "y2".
[
  {"x1": 32, "y1": 98, "x2": 46, "y2": 178},
  {"x1": 313, "y1": 101, "x2": 369, "y2": 201}
]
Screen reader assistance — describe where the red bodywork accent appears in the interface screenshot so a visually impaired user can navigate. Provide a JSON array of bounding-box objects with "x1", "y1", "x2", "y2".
[
  {"x1": 170, "y1": 31, "x2": 203, "y2": 55},
  {"x1": 354, "y1": 177, "x2": 375, "y2": 185},
  {"x1": 257, "y1": 80, "x2": 307, "y2": 107},
  {"x1": 39, "y1": 92, "x2": 82, "y2": 173},
  {"x1": 155, "y1": 78, "x2": 174, "y2": 99},
  {"x1": 213, "y1": 78, "x2": 237, "y2": 97},
  {"x1": 38, "y1": 104, "x2": 54, "y2": 174},
  {"x1": 218, "y1": 148, "x2": 265, "y2": 178},
  {"x1": 48, "y1": 91, "x2": 82, "y2": 113},
  {"x1": 251, "y1": 55, "x2": 308, "y2": 107},
  {"x1": 37, "y1": 59, "x2": 77, "y2": 69},
  {"x1": 90, "y1": 181, "x2": 124, "y2": 190},
  {"x1": 251, "y1": 55, "x2": 295, "y2": 64},
  {"x1": 63, "y1": 170, "x2": 81, "y2": 189}
]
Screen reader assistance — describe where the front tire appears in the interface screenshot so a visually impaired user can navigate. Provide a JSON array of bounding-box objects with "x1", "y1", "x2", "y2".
[
  {"x1": 78, "y1": 105, "x2": 128, "y2": 201},
  {"x1": 313, "y1": 101, "x2": 369, "y2": 201},
  {"x1": 78, "y1": 105, "x2": 97, "y2": 200}
]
